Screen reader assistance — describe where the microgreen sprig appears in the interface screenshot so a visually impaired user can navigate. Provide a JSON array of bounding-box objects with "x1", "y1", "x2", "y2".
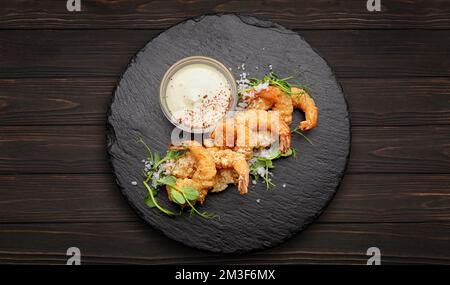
[
  {"x1": 184, "y1": 193, "x2": 219, "y2": 220},
  {"x1": 246, "y1": 72, "x2": 306, "y2": 95},
  {"x1": 138, "y1": 139, "x2": 183, "y2": 215},
  {"x1": 137, "y1": 138, "x2": 218, "y2": 219},
  {"x1": 250, "y1": 147, "x2": 296, "y2": 190},
  {"x1": 238, "y1": 72, "x2": 311, "y2": 100},
  {"x1": 143, "y1": 181, "x2": 180, "y2": 216},
  {"x1": 159, "y1": 175, "x2": 219, "y2": 219},
  {"x1": 292, "y1": 128, "x2": 314, "y2": 146}
]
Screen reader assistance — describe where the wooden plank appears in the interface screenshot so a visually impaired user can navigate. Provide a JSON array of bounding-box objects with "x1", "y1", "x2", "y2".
[
  {"x1": 0, "y1": 78, "x2": 113, "y2": 125},
  {"x1": 321, "y1": 174, "x2": 450, "y2": 223},
  {"x1": 0, "y1": 125, "x2": 448, "y2": 174},
  {"x1": 0, "y1": 221, "x2": 447, "y2": 264},
  {"x1": 349, "y1": 126, "x2": 449, "y2": 174},
  {"x1": 1, "y1": 0, "x2": 449, "y2": 30},
  {"x1": 0, "y1": 174, "x2": 133, "y2": 223},
  {"x1": 1, "y1": 77, "x2": 449, "y2": 126},
  {"x1": 0, "y1": 174, "x2": 448, "y2": 224},
  {"x1": 0, "y1": 30, "x2": 157, "y2": 78},
  {"x1": 0, "y1": 30, "x2": 449, "y2": 78},
  {"x1": 342, "y1": 78, "x2": 450, "y2": 126},
  {"x1": 302, "y1": 30, "x2": 450, "y2": 78},
  {"x1": 0, "y1": 126, "x2": 110, "y2": 174}
]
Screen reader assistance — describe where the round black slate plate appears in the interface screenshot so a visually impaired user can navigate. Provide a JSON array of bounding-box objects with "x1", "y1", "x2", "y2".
[{"x1": 107, "y1": 14, "x2": 351, "y2": 253}]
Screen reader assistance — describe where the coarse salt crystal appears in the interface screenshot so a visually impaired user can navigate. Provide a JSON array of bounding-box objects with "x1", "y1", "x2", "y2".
[
  {"x1": 237, "y1": 102, "x2": 248, "y2": 108},
  {"x1": 131, "y1": 181, "x2": 137, "y2": 186},
  {"x1": 256, "y1": 166, "x2": 266, "y2": 177},
  {"x1": 204, "y1": 138, "x2": 214, "y2": 148},
  {"x1": 253, "y1": 81, "x2": 269, "y2": 93},
  {"x1": 255, "y1": 149, "x2": 271, "y2": 159}
]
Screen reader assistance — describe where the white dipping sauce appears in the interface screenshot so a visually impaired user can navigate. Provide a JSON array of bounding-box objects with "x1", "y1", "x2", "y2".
[{"x1": 165, "y1": 63, "x2": 232, "y2": 130}]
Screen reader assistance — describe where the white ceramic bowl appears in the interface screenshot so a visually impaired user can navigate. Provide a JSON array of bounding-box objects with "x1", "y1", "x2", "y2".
[{"x1": 159, "y1": 56, "x2": 237, "y2": 133}]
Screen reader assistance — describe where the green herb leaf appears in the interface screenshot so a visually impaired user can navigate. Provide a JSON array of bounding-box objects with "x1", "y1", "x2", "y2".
[
  {"x1": 154, "y1": 152, "x2": 161, "y2": 164},
  {"x1": 279, "y1": 148, "x2": 296, "y2": 157},
  {"x1": 250, "y1": 159, "x2": 265, "y2": 172},
  {"x1": 289, "y1": 147, "x2": 297, "y2": 158},
  {"x1": 143, "y1": 181, "x2": 180, "y2": 216},
  {"x1": 263, "y1": 158, "x2": 274, "y2": 169},
  {"x1": 158, "y1": 175, "x2": 176, "y2": 187},
  {"x1": 250, "y1": 147, "x2": 297, "y2": 190},
  {"x1": 166, "y1": 150, "x2": 183, "y2": 160},
  {"x1": 256, "y1": 73, "x2": 293, "y2": 94},
  {"x1": 179, "y1": 191, "x2": 219, "y2": 219},
  {"x1": 248, "y1": 77, "x2": 262, "y2": 86},
  {"x1": 144, "y1": 194, "x2": 156, "y2": 208},
  {"x1": 181, "y1": 186, "x2": 200, "y2": 201},
  {"x1": 170, "y1": 188, "x2": 186, "y2": 205}
]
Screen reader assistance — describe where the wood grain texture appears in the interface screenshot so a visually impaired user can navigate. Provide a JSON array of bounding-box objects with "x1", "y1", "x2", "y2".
[
  {"x1": 349, "y1": 126, "x2": 450, "y2": 174},
  {"x1": 0, "y1": 125, "x2": 448, "y2": 174},
  {"x1": 0, "y1": 78, "x2": 113, "y2": 125},
  {"x1": 0, "y1": 221, "x2": 448, "y2": 265},
  {"x1": 342, "y1": 78, "x2": 450, "y2": 126},
  {"x1": 1, "y1": 0, "x2": 449, "y2": 30},
  {"x1": 0, "y1": 0, "x2": 448, "y2": 264},
  {"x1": 0, "y1": 29, "x2": 449, "y2": 78},
  {"x1": 0, "y1": 126, "x2": 110, "y2": 174},
  {"x1": 0, "y1": 174, "x2": 448, "y2": 224},
  {"x1": 1, "y1": 77, "x2": 449, "y2": 126},
  {"x1": 0, "y1": 30, "x2": 157, "y2": 78}
]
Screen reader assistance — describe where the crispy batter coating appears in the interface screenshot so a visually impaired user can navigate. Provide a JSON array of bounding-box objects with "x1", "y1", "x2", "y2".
[
  {"x1": 211, "y1": 109, "x2": 291, "y2": 153},
  {"x1": 290, "y1": 87, "x2": 318, "y2": 131},
  {"x1": 206, "y1": 148, "x2": 249, "y2": 194},
  {"x1": 166, "y1": 141, "x2": 251, "y2": 204},
  {"x1": 244, "y1": 86, "x2": 318, "y2": 131}
]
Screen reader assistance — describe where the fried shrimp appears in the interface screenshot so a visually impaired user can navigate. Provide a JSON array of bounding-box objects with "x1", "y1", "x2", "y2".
[
  {"x1": 251, "y1": 86, "x2": 294, "y2": 125},
  {"x1": 211, "y1": 169, "x2": 238, "y2": 193},
  {"x1": 211, "y1": 109, "x2": 291, "y2": 153},
  {"x1": 244, "y1": 85, "x2": 318, "y2": 131},
  {"x1": 173, "y1": 178, "x2": 211, "y2": 204},
  {"x1": 166, "y1": 141, "x2": 217, "y2": 205},
  {"x1": 246, "y1": 97, "x2": 272, "y2": 111},
  {"x1": 182, "y1": 140, "x2": 216, "y2": 181},
  {"x1": 168, "y1": 152, "x2": 195, "y2": 179},
  {"x1": 166, "y1": 141, "x2": 251, "y2": 204},
  {"x1": 290, "y1": 87, "x2": 318, "y2": 131},
  {"x1": 207, "y1": 148, "x2": 250, "y2": 194}
]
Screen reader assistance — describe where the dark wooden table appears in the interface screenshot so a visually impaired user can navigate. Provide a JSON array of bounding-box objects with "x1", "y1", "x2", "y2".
[{"x1": 0, "y1": 0, "x2": 449, "y2": 265}]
